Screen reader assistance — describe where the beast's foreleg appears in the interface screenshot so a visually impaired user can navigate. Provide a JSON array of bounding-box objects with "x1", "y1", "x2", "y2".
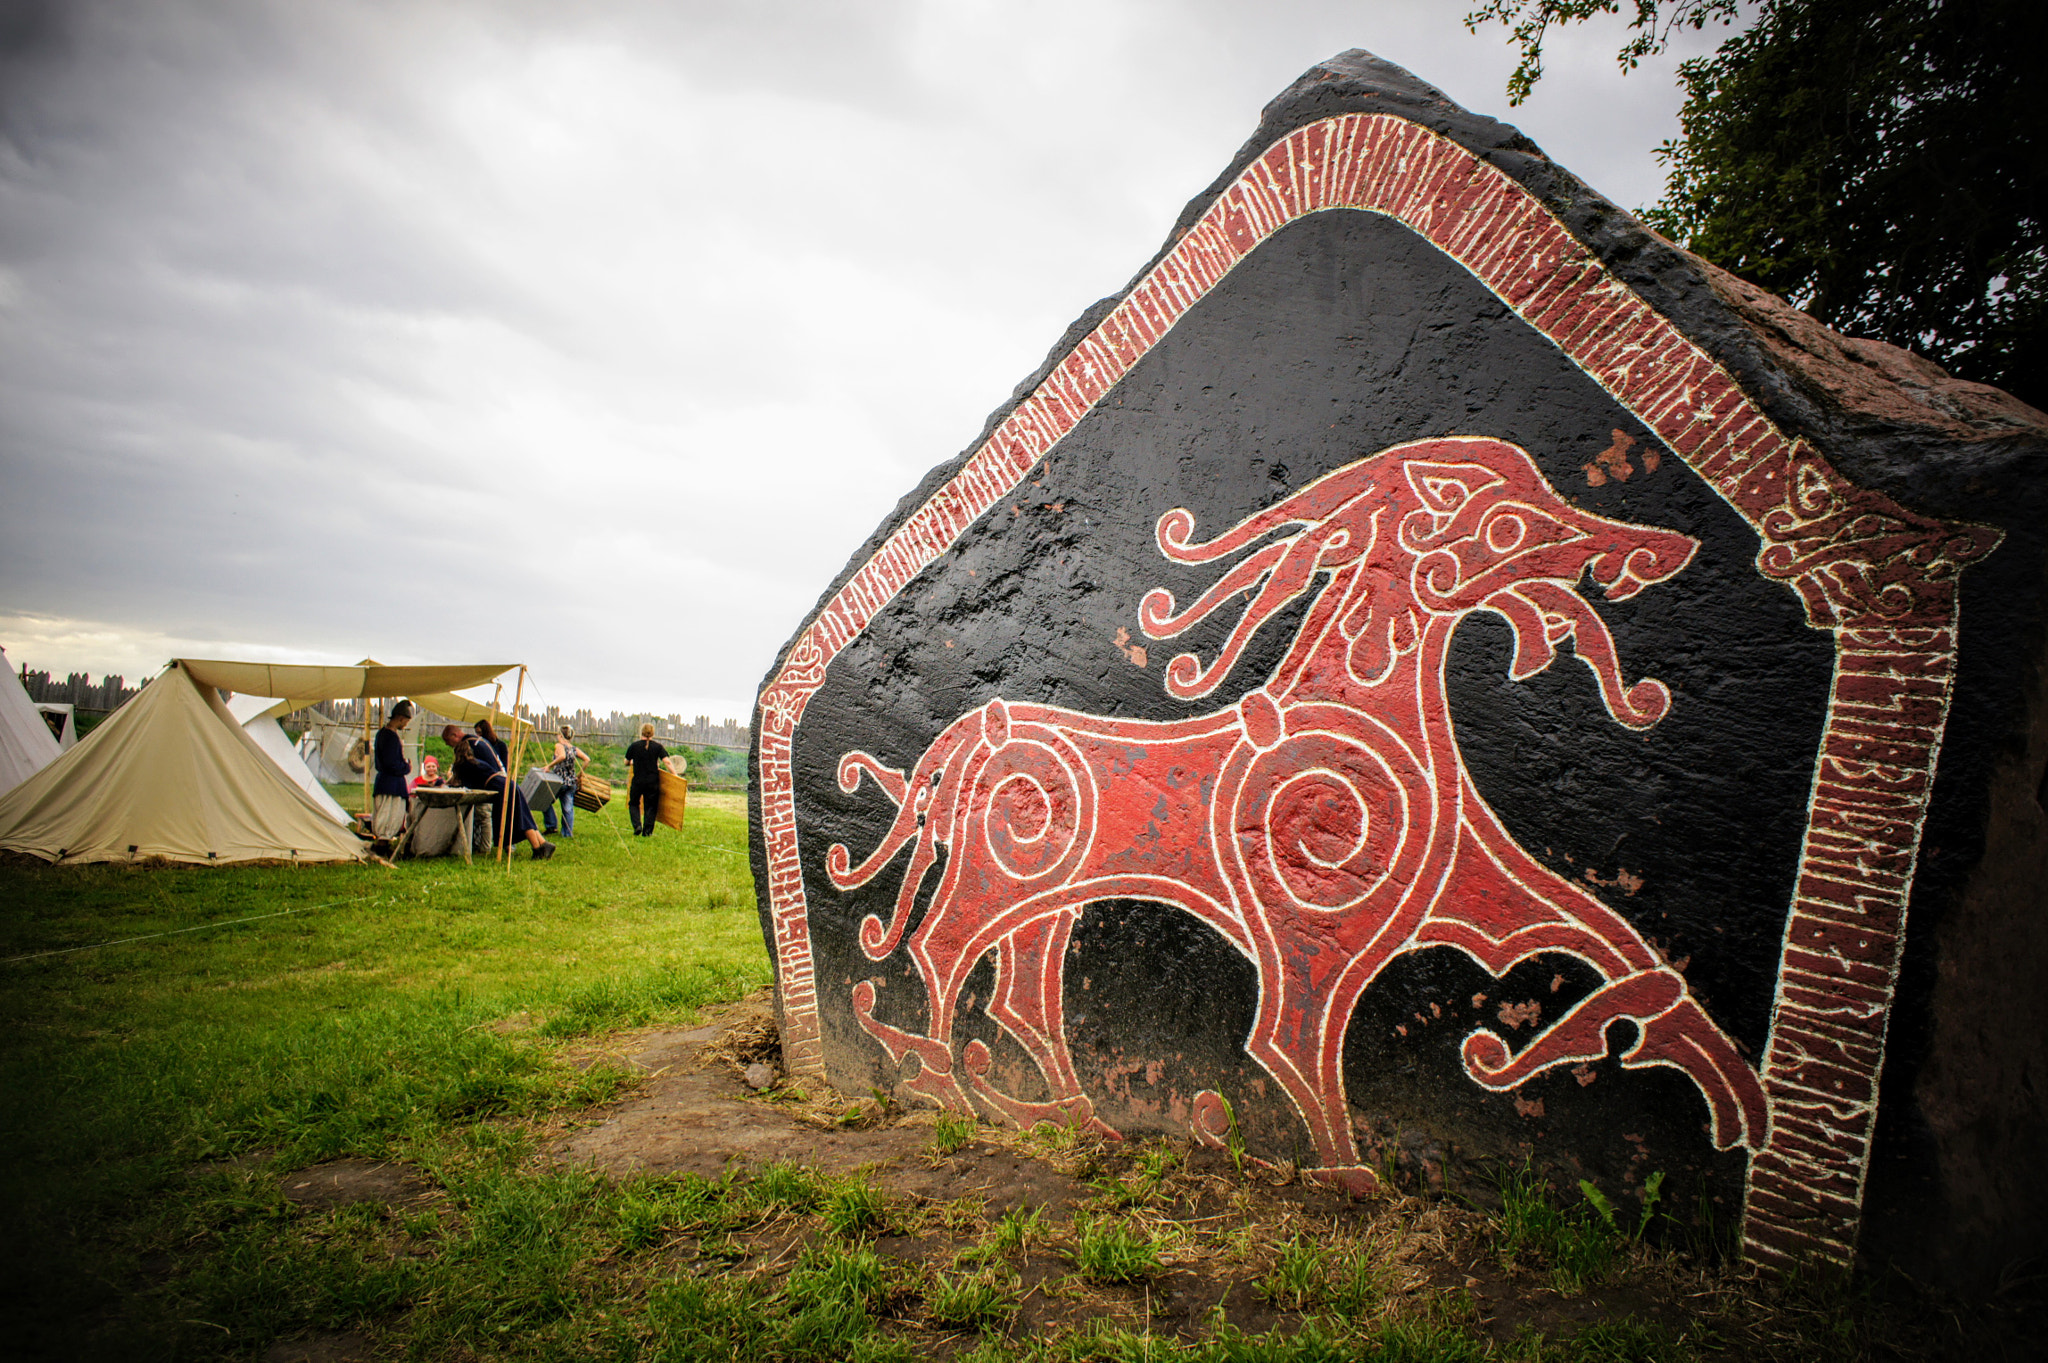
[
  {"x1": 1422, "y1": 801, "x2": 1770, "y2": 1150},
  {"x1": 961, "y1": 909, "x2": 1111, "y2": 1134},
  {"x1": 830, "y1": 714, "x2": 984, "y2": 960}
]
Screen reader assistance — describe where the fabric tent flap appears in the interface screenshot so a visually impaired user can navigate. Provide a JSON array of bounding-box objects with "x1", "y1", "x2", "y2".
[
  {"x1": 175, "y1": 660, "x2": 515, "y2": 703},
  {"x1": 35, "y1": 704, "x2": 79, "y2": 751},
  {"x1": 0, "y1": 647, "x2": 63, "y2": 797}
]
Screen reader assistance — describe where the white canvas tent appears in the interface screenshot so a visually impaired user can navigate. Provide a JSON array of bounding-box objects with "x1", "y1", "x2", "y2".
[
  {"x1": 226, "y1": 693, "x2": 352, "y2": 826},
  {"x1": 34, "y1": 703, "x2": 78, "y2": 751},
  {"x1": 0, "y1": 647, "x2": 63, "y2": 798},
  {"x1": 0, "y1": 664, "x2": 368, "y2": 865},
  {"x1": 292, "y1": 712, "x2": 365, "y2": 784}
]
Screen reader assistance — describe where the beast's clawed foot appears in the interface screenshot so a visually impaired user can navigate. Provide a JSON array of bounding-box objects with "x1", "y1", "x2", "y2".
[
  {"x1": 961, "y1": 1039, "x2": 1115, "y2": 1135},
  {"x1": 1626, "y1": 994, "x2": 1770, "y2": 1150},
  {"x1": 1304, "y1": 1164, "x2": 1381, "y2": 1198},
  {"x1": 1457, "y1": 969, "x2": 1767, "y2": 1152},
  {"x1": 852, "y1": 980, "x2": 972, "y2": 1111}
]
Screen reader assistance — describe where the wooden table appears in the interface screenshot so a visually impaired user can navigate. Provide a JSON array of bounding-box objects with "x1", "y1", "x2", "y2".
[{"x1": 397, "y1": 786, "x2": 498, "y2": 863}]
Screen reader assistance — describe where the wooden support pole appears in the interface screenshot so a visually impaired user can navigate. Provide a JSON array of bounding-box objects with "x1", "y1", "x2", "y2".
[
  {"x1": 361, "y1": 696, "x2": 376, "y2": 823},
  {"x1": 481, "y1": 678, "x2": 505, "y2": 859},
  {"x1": 498, "y1": 665, "x2": 528, "y2": 866}
]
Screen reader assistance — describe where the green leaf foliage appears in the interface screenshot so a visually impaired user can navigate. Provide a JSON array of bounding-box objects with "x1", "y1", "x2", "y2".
[{"x1": 1472, "y1": 1, "x2": 2047, "y2": 408}]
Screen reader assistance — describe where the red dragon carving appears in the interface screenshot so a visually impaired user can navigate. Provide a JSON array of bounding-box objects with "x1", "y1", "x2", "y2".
[{"x1": 830, "y1": 435, "x2": 1770, "y2": 1192}]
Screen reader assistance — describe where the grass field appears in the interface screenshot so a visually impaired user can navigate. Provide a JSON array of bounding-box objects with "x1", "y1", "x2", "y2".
[
  {"x1": 0, "y1": 792, "x2": 2003, "y2": 1361},
  {"x1": 0, "y1": 792, "x2": 766, "y2": 1360}
]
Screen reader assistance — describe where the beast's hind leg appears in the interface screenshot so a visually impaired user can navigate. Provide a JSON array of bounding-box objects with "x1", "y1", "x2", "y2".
[
  {"x1": 962, "y1": 909, "x2": 1112, "y2": 1134},
  {"x1": 1238, "y1": 957, "x2": 1388, "y2": 1196}
]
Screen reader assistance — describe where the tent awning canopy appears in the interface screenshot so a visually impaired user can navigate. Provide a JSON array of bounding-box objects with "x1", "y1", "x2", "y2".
[
  {"x1": 178, "y1": 658, "x2": 539, "y2": 733},
  {"x1": 175, "y1": 660, "x2": 515, "y2": 703},
  {"x1": 407, "y1": 688, "x2": 535, "y2": 729}
]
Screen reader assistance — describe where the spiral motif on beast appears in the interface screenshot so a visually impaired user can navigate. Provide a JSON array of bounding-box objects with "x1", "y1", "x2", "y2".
[{"x1": 1238, "y1": 728, "x2": 1420, "y2": 914}]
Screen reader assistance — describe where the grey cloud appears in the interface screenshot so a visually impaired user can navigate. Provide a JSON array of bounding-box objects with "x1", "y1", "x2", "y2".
[{"x1": 0, "y1": 0, "x2": 1713, "y2": 716}]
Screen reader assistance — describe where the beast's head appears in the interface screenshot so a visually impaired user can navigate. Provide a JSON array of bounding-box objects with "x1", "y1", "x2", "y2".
[{"x1": 1139, "y1": 436, "x2": 1697, "y2": 729}]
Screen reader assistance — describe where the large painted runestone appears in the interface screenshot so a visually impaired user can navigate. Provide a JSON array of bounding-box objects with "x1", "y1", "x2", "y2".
[{"x1": 751, "y1": 52, "x2": 2048, "y2": 1288}]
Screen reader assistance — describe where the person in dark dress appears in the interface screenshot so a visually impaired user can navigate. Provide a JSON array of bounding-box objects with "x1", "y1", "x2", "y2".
[
  {"x1": 370, "y1": 701, "x2": 415, "y2": 852},
  {"x1": 624, "y1": 723, "x2": 674, "y2": 836},
  {"x1": 473, "y1": 720, "x2": 509, "y2": 771},
  {"x1": 444, "y1": 725, "x2": 555, "y2": 860}
]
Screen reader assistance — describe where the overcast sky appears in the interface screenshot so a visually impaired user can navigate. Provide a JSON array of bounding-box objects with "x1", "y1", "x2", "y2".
[{"x1": 0, "y1": 0, "x2": 1735, "y2": 722}]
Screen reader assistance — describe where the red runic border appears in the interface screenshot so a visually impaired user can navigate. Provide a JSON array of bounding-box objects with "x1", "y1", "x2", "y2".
[{"x1": 753, "y1": 113, "x2": 2002, "y2": 1266}]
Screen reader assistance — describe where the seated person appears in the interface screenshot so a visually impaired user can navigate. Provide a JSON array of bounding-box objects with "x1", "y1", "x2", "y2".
[{"x1": 443, "y1": 724, "x2": 555, "y2": 861}]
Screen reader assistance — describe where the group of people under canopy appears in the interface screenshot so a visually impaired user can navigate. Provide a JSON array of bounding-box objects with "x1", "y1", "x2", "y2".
[
  {"x1": 371, "y1": 707, "x2": 686, "y2": 861},
  {"x1": 0, "y1": 656, "x2": 694, "y2": 868},
  {"x1": 371, "y1": 705, "x2": 555, "y2": 860}
]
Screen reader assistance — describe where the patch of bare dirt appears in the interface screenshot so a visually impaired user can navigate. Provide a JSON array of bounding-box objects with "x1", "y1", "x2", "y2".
[
  {"x1": 542, "y1": 995, "x2": 1527, "y2": 1345},
  {"x1": 280, "y1": 1158, "x2": 435, "y2": 1212},
  {"x1": 261, "y1": 1331, "x2": 376, "y2": 1363},
  {"x1": 548, "y1": 993, "x2": 941, "y2": 1180},
  {"x1": 539, "y1": 994, "x2": 2024, "y2": 1359}
]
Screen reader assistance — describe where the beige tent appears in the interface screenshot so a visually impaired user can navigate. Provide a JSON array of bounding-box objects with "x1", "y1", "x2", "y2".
[{"x1": 0, "y1": 663, "x2": 368, "y2": 865}]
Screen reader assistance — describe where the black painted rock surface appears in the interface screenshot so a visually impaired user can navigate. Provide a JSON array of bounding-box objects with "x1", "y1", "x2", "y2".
[{"x1": 751, "y1": 51, "x2": 2048, "y2": 1290}]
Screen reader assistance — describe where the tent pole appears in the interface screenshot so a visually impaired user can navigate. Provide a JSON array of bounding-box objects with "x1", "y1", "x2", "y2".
[
  {"x1": 361, "y1": 696, "x2": 376, "y2": 827},
  {"x1": 499, "y1": 666, "x2": 527, "y2": 867},
  {"x1": 483, "y1": 677, "x2": 506, "y2": 862}
]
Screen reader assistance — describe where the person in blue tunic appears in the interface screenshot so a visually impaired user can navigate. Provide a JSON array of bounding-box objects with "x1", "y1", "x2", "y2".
[
  {"x1": 473, "y1": 719, "x2": 509, "y2": 771},
  {"x1": 371, "y1": 700, "x2": 415, "y2": 851}
]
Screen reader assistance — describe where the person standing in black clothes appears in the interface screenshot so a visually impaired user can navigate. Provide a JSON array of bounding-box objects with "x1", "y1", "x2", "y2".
[
  {"x1": 445, "y1": 725, "x2": 555, "y2": 861},
  {"x1": 624, "y1": 723, "x2": 674, "y2": 836}
]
